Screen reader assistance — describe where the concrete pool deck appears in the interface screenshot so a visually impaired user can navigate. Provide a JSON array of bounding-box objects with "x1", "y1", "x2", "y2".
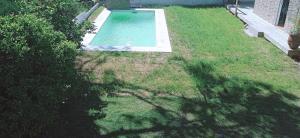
[
  {"x1": 226, "y1": 3, "x2": 291, "y2": 54},
  {"x1": 81, "y1": 8, "x2": 172, "y2": 52}
]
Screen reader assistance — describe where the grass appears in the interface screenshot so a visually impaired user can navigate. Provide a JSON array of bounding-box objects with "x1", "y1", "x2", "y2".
[
  {"x1": 88, "y1": 6, "x2": 104, "y2": 22},
  {"x1": 76, "y1": 6, "x2": 300, "y2": 137}
]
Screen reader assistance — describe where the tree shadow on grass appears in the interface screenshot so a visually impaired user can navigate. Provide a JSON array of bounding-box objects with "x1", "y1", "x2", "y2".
[
  {"x1": 44, "y1": 73, "x2": 106, "y2": 138},
  {"x1": 180, "y1": 60, "x2": 300, "y2": 137},
  {"x1": 98, "y1": 59, "x2": 300, "y2": 138}
]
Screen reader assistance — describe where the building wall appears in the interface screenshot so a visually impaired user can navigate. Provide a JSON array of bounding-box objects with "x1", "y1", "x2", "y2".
[
  {"x1": 254, "y1": 0, "x2": 300, "y2": 33},
  {"x1": 130, "y1": 0, "x2": 225, "y2": 6},
  {"x1": 253, "y1": 0, "x2": 281, "y2": 25},
  {"x1": 284, "y1": 0, "x2": 300, "y2": 33}
]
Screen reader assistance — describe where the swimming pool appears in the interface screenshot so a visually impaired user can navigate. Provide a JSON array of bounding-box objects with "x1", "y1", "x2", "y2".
[
  {"x1": 90, "y1": 10, "x2": 156, "y2": 47},
  {"x1": 82, "y1": 9, "x2": 171, "y2": 52}
]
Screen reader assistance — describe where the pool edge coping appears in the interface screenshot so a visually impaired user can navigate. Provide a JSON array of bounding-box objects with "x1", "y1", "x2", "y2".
[{"x1": 81, "y1": 8, "x2": 172, "y2": 52}]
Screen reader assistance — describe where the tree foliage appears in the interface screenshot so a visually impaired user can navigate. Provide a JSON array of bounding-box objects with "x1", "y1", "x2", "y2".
[
  {"x1": 20, "y1": 0, "x2": 84, "y2": 44},
  {"x1": 0, "y1": 14, "x2": 79, "y2": 137},
  {"x1": 0, "y1": 0, "x2": 102, "y2": 137},
  {"x1": 0, "y1": 0, "x2": 19, "y2": 16},
  {"x1": 1, "y1": 0, "x2": 95, "y2": 45}
]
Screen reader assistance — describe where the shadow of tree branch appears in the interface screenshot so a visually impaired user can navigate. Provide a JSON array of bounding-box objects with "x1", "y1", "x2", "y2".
[{"x1": 96, "y1": 59, "x2": 300, "y2": 138}]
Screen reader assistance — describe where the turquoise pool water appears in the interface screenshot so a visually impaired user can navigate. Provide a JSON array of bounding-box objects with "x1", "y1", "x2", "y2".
[{"x1": 90, "y1": 10, "x2": 156, "y2": 47}]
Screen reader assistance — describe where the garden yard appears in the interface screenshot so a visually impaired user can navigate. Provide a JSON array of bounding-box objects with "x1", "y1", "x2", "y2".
[
  {"x1": 76, "y1": 6, "x2": 300, "y2": 137},
  {"x1": 1, "y1": 0, "x2": 300, "y2": 137}
]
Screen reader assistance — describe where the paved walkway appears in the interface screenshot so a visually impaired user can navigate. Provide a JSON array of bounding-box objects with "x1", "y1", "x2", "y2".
[
  {"x1": 75, "y1": 3, "x2": 100, "y2": 24},
  {"x1": 227, "y1": 3, "x2": 291, "y2": 54}
]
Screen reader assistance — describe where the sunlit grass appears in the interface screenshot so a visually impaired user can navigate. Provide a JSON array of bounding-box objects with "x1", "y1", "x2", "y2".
[{"x1": 78, "y1": 6, "x2": 300, "y2": 137}]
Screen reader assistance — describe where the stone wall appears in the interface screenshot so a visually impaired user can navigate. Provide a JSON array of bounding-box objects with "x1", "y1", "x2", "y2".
[
  {"x1": 254, "y1": 0, "x2": 300, "y2": 33},
  {"x1": 285, "y1": 0, "x2": 300, "y2": 33},
  {"x1": 253, "y1": 0, "x2": 281, "y2": 25},
  {"x1": 130, "y1": 0, "x2": 225, "y2": 6}
]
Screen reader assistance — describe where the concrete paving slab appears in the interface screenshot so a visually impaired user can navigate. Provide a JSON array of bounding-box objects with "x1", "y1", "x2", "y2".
[{"x1": 227, "y1": 3, "x2": 291, "y2": 54}]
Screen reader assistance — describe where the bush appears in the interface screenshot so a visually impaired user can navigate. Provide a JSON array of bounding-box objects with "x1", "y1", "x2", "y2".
[
  {"x1": 20, "y1": 0, "x2": 84, "y2": 45},
  {"x1": 80, "y1": 0, "x2": 96, "y2": 8},
  {"x1": 0, "y1": 0, "x2": 19, "y2": 16},
  {"x1": 0, "y1": 14, "x2": 78, "y2": 137},
  {"x1": 1, "y1": 0, "x2": 90, "y2": 46}
]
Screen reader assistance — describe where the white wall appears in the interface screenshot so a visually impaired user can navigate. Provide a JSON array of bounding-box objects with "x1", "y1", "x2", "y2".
[{"x1": 130, "y1": 0, "x2": 225, "y2": 5}]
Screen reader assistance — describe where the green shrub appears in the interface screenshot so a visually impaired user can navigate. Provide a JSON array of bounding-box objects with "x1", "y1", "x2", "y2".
[
  {"x1": 0, "y1": 0, "x2": 19, "y2": 16},
  {"x1": 20, "y1": 0, "x2": 84, "y2": 45},
  {"x1": 1, "y1": 0, "x2": 90, "y2": 46},
  {"x1": 0, "y1": 1, "x2": 104, "y2": 137},
  {"x1": 0, "y1": 14, "x2": 78, "y2": 137},
  {"x1": 80, "y1": 0, "x2": 96, "y2": 8}
]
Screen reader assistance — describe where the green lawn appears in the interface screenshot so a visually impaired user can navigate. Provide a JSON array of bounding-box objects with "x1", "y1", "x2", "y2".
[{"x1": 77, "y1": 6, "x2": 300, "y2": 137}]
